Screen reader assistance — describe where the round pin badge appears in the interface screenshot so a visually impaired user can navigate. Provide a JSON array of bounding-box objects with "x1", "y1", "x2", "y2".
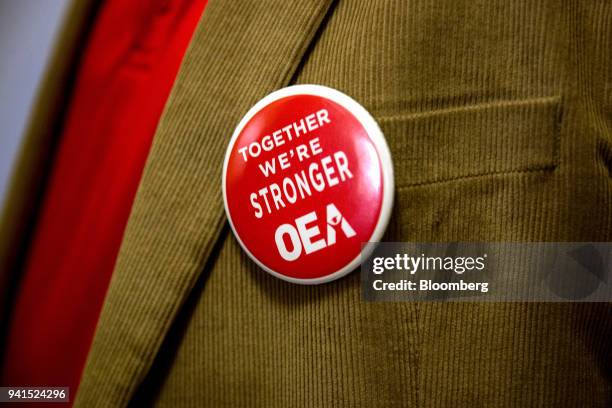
[{"x1": 223, "y1": 85, "x2": 393, "y2": 284}]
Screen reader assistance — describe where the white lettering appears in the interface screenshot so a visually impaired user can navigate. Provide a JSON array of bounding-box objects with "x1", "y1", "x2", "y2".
[{"x1": 275, "y1": 224, "x2": 302, "y2": 261}]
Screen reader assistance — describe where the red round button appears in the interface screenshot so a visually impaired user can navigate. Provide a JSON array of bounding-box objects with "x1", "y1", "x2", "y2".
[{"x1": 223, "y1": 85, "x2": 393, "y2": 284}]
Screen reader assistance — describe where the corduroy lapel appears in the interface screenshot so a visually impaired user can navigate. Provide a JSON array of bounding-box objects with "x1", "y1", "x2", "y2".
[{"x1": 75, "y1": 0, "x2": 334, "y2": 405}]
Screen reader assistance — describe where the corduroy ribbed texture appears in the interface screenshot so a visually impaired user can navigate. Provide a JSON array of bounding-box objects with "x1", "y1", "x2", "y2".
[
  {"x1": 77, "y1": 0, "x2": 612, "y2": 407},
  {"x1": 75, "y1": 0, "x2": 335, "y2": 406}
]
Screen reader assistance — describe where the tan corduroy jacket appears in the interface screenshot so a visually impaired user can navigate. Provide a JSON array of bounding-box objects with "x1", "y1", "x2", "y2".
[{"x1": 3, "y1": 0, "x2": 612, "y2": 406}]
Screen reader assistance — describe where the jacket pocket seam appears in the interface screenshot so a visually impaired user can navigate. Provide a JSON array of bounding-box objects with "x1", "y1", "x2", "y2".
[
  {"x1": 396, "y1": 164, "x2": 557, "y2": 190},
  {"x1": 380, "y1": 95, "x2": 562, "y2": 188},
  {"x1": 377, "y1": 95, "x2": 561, "y2": 124}
]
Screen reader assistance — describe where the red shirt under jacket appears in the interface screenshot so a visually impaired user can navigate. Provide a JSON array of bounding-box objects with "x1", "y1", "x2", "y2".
[{"x1": 1, "y1": 0, "x2": 207, "y2": 402}]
